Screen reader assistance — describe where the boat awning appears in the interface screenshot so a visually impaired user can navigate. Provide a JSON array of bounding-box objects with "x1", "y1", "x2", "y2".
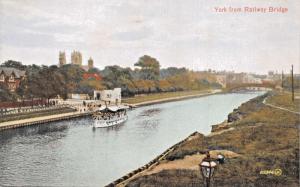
[
  {"x1": 98, "y1": 106, "x2": 107, "y2": 111},
  {"x1": 107, "y1": 106, "x2": 120, "y2": 112},
  {"x1": 97, "y1": 105, "x2": 129, "y2": 112}
]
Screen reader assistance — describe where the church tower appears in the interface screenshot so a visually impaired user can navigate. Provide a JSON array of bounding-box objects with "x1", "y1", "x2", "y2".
[
  {"x1": 88, "y1": 57, "x2": 94, "y2": 69},
  {"x1": 71, "y1": 51, "x2": 82, "y2": 66},
  {"x1": 59, "y1": 51, "x2": 66, "y2": 67}
]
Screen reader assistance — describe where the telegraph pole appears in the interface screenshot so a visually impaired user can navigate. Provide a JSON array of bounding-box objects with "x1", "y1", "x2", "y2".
[
  {"x1": 291, "y1": 65, "x2": 294, "y2": 102},
  {"x1": 281, "y1": 71, "x2": 284, "y2": 89}
]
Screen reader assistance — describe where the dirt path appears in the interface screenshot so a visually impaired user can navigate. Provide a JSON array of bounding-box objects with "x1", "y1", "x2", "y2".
[
  {"x1": 0, "y1": 111, "x2": 86, "y2": 129},
  {"x1": 263, "y1": 97, "x2": 300, "y2": 115},
  {"x1": 127, "y1": 90, "x2": 222, "y2": 107},
  {"x1": 145, "y1": 150, "x2": 240, "y2": 175},
  {"x1": 118, "y1": 150, "x2": 240, "y2": 187}
]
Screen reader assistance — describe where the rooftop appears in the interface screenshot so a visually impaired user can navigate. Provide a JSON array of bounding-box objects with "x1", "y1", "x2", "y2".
[{"x1": 0, "y1": 67, "x2": 26, "y2": 78}]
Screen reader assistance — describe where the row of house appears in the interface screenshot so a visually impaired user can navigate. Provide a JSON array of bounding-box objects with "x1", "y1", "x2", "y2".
[{"x1": 214, "y1": 72, "x2": 282, "y2": 88}]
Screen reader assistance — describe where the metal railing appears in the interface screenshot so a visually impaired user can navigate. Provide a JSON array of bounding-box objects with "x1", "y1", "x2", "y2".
[{"x1": 0, "y1": 104, "x2": 71, "y2": 116}]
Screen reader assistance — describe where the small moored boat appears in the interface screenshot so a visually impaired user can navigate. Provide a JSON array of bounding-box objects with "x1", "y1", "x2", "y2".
[{"x1": 92, "y1": 105, "x2": 129, "y2": 128}]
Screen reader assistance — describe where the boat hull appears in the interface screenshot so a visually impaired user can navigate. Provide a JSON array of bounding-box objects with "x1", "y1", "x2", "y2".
[{"x1": 93, "y1": 115, "x2": 128, "y2": 128}]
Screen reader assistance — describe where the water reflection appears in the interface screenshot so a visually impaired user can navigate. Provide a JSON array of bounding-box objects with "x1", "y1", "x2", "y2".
[
  {"x1": 137, "y1": 119, "x2": 160, "y2": 129},
  {"x1": 36, "y1": 123, "x2": 68, "y2": 135},
  {"x1": 0, "y1": 123, "x2": 68, "y2": 144},
  {"x1": 92, "y1": 122, "x2": 125, "y2": 132},
  {"x1": 138, "y1": 108, "x2": 162, "y2": 117},
  {"x1": 136, "y1": 108, "x2": 162, "y2": 129}
]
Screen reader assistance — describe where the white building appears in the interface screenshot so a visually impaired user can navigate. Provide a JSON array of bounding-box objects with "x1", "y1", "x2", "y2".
[
  {"x1": 68, "y1": 93, "x2": 90, "y2": 100},
  {"x1": 94, "y1": 88, "x2": 121, "y2": 104},
  {"x1": 244, "y1": 74, "x2": 262, "y2": 84},
  {"x1": 215, "y1": 75, "x2": 227, "y2": 88}
]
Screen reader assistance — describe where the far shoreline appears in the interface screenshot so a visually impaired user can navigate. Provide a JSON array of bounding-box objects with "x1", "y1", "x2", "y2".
[
  {"x1": 123, "y1": 89, "x2": 223, "y2": 107},
  {"x1": 123, "y1": 89, "x2": 264, "y2": 107}
]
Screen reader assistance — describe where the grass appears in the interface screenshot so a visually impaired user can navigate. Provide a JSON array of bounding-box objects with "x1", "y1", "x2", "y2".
[
  {"x1": 125, "y1": 91, "x2": 300, "y2": 187},
  {"x1": 122, "y1": 90, "x2": 212, "y2": 104},
  {"x1": 165, "y1": 133, "x2": 207, "y2": 161},
  {"x1": 266, "y1": 91, "x2": 300, "y2": 112},
  {"x1": 127, "y1": 169, "x2": 202, "y2": 187}
]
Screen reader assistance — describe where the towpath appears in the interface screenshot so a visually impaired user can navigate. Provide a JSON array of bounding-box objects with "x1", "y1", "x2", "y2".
[
  {"x1": 0, "y1": 111, "x2": 91, "y2": 131},
  {"x1": 263, "y1": 97, "x2": 300, "y2": 115},
  {"x1": 130, "y1": 90, "x2": 222, "y2": 107}
]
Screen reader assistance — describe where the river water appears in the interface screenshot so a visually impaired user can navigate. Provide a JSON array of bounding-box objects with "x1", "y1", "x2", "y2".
[{"x1": 0, "y1": 92, "x2": 263, "y2": 186}]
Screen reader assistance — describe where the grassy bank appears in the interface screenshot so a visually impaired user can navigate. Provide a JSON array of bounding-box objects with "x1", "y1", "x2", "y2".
[
  {"x1": 122, "y1": 90, "x2": 213, "y2": 105},
  {"x1": 265, "y1": 91, "x2": 300, "y2": 112},
  {"x1": 121, "y1": 91, "x2": 299, "y2": 187}
]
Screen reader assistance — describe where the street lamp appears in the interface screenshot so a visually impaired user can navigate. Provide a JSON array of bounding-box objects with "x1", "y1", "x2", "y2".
[{"x1": 199, "y1": 152, "x2": 217, "y2": 187}]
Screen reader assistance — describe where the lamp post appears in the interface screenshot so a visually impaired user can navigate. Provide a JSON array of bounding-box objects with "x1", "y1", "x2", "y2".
[
  {"x1": 291, "y1": 65, "x2": 294, "y2": 102},
  {"x1": 281, "y1": 71, "x2": 284, "y2": 90},
  {"x1": 199, "y1": 152, "x2": 217, "y2": 187}
]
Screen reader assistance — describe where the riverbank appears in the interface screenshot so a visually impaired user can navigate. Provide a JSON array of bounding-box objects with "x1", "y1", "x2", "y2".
[
  {"x1": 0, "y1": 106, "x2": 76, "y2": 123},
  {"x1": 0, "y1": 111, "x2": 92, "y2": 131},
  {"x1": 123, "y1": 89, "x2": 222, "y2": 107},
  {"x1": 109, "y1": 91, "x2": 299, "y2": 186}
]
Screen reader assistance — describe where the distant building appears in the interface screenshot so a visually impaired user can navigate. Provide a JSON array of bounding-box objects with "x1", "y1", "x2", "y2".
[
  {"x1": 71, "y1": 51, "x2": 82, "y2": 66},
  {"x1": 82, "y1": 57, "x2": 94, "y2": 71},
  {"x1": 0, "y1": 67, "x2": 26, "y2": 91},
  {"x1": 235, "y1": 73, "x2": 247, "y2": 83},
  {"x1": 267, "y1": 70, "x2": 281, "y2": 81},
  {"x1": 81, "y1": 65, "x2": 89, "y2": 72},
  {"x1": 215, "y1": 75, "x2": 226, "y2": 88},
  {"x1": 59, "y1": 51, "x2": 66, "y2": 67},
  {"x1": 59, "y1": 51, "x2": 94, "y2": 71},
  {"x1": 67, "y1": 93, "x2": 90, "y2": 100},
  {"x1": 268, "y1": 71, "x2": 274, "y2": 76},
  {"x1": 94, "y1": 88, "x2": 121, "y2": 104},
  {"x1": 88, "y1": 57, "x2": 94, "y2": 69},
  {"x1": 83, "y1": 73, "x2": 102, "y2": 81},
  {"x1": 244, "y1": 74, "x2": 262, "y2": 84}
]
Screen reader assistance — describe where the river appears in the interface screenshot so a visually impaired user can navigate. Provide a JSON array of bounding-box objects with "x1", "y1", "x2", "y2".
[{"x1": 0, "y1": 92, "x2": 263, "y2": 186}]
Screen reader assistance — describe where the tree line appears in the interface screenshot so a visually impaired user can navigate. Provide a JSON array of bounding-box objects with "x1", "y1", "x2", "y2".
[{"x1": 0, "y1": 55, "x2": 222, "y2": 102}]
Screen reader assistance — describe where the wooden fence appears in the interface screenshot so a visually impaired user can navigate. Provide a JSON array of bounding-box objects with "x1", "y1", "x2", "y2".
[{"x1": 0, "y1": 99, "x2": 48, "y2": 109}]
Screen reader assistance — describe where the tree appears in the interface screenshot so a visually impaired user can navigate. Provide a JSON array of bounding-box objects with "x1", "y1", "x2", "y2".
[
  {"x1": 58, "y1": 64, "x2": 85, "y2": 96},
  {"x1": 134, "y1": 55, "x2": 160, "y2": 80},
  {"x1": 102, "y1": 66, "x2": 135, "y2": 94},
  {"x1": 160, "y1": 67, "x2": 187, "y2": 78},
  {"x1": 158, "y1": 80, "x2": 172, "y2": 92},
  {"x1": 283, "y1": 75, "x2": 300, "y2": 90},
  {"x1": 79, "y1": 80, "x2": 105, "y2": 96},
  {"x1": 0, "y1": 84, "x2": 17, "y2": 102},
  {"x1": 46, "y1": 65, "x2": 67, "y2": 100},
  {"x1": 17, "y1": 65, "x2": 41, "y2": 100},
  {"x1": 88, "y1": 67, "x2": 101, "y2": 74},
  {"x1": 1, "y1": 60, "x2": 27, "y2": 70},
  {"x1": 18, "y1": 64, "x2": 73, "y2": 101}
]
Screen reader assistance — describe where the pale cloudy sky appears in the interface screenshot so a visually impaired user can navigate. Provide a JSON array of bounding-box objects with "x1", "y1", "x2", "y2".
[{"x1": 0, "y1": 0, "x2": 299, "y2": 74}]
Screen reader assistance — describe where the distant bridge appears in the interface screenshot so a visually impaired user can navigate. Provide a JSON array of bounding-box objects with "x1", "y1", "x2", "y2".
[{"x1": 226, "y1": 83, "x2": 276, "y2": 91}]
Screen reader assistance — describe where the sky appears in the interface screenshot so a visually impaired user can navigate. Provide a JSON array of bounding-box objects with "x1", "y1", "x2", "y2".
[{"x1": 0, "y1": 0, "x2": 299, "y2": 74}]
